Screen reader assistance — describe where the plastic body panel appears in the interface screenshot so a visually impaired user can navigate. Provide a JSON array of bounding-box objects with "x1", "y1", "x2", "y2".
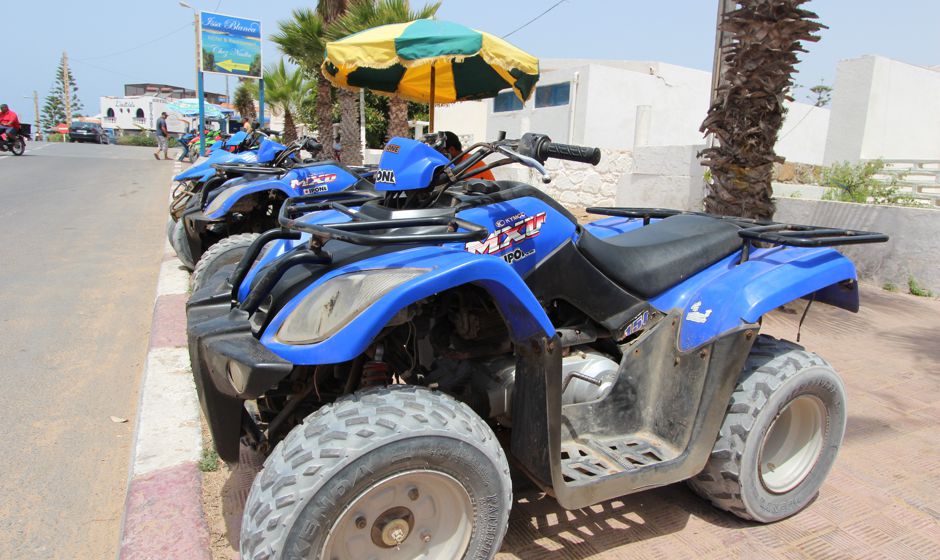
[
  {"x1": 374, "y1": 137, "x2": 449, "y2": 191},
  {"x1": 651, "y1": 245, "x2": 860, "y2": 350},
  {"x1": 203, "y1": 164, "x2": 361, "y2": 219},
  {"x1": 260, "y1": 245, "x2": 555, "y2": 364}
]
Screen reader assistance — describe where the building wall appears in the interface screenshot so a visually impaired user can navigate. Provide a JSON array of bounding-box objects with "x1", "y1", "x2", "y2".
[
  {"x1": 824, "y1": 56, "x2": 940, "y2": 164},
  {"x1": 99, "y1": 96, "x2": 188, "y2": 134},
  {"x1": 434, "y1": 101, "x2": 488, "y2": 145},
  {"x1": 776, "y1": 102, "x2": 830, "y2": 165}
]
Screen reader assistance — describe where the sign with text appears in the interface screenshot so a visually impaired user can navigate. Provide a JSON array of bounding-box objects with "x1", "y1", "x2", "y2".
[{"x1": 199, "y1": 11, "x2": 262, "y2": 79}]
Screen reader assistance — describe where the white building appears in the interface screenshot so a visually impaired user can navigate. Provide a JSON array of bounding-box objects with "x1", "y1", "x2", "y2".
[
  {"x1": 99, "y1": 96, "x2": 190, "y2": 135},
  {"x1": 823, "y1": 55, "x2": 940, "y2": 164},
  {"x1": 437, "y1": 58, "x2": 830, "y2": 165}
]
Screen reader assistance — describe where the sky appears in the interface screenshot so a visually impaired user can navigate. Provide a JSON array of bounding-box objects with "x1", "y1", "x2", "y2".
[{"x1": 4, "y1": 0, "x2": 938, "y2": 124}]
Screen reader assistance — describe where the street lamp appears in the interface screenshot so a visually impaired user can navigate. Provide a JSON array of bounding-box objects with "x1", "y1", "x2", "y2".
[{"x1": 179, "y1": 1, "x2": 206, "y2": 157}]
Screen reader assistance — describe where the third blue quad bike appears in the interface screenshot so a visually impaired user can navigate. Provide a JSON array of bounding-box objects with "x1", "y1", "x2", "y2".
[
  {"x1": 174, "y1": 138, "x2": 375, "y2": 285},
  {"x1": 187, "y1": 132, "x2": 887, "y2": 559}
]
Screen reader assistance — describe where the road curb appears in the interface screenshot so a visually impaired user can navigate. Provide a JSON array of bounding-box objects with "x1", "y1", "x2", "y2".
[{"x1": 118, "y1": 162, "x2": 211, "y2": 559}]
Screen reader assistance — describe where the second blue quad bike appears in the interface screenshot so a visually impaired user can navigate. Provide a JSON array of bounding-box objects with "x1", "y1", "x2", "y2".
[
  {"x1": 177, "y1": 139, "x2": 375, "y2": 286},
  {"x1": 187, "y1": 132, "x2": 887, "y2": 559}
]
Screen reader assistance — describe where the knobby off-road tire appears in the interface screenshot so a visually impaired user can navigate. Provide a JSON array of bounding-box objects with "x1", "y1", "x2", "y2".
[
  {"x1": 191, "y1": 233, "x2": 260, "y2": 292},
  {"x1": 240, "y1": 386, "x2": 512, "y2": 560},
  {"x1": 688, "y1": 335, "x2": 847, "y2": 523},
  {"x1": 166, "y1": 216, "x2": 196, "y2": 270}
]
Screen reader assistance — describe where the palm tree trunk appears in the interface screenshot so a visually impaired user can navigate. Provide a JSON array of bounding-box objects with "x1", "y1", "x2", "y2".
[
  {"x1": 387, "y1": 98, "x2": 410, "y2": 141},
  {"x1": 338, "y1": 88, "x2": 362, "y2": 165},
  {"x1": 282, "y1": 108, "x2": 297, "y2": 144},
  {"x1": 315, "y1": 79, "x2": 333, "y2": 143}
]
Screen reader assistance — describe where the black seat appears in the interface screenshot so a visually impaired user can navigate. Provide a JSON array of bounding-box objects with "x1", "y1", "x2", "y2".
[{"x1": 577, "y1": 214, "x2": 743, "y2": 298}]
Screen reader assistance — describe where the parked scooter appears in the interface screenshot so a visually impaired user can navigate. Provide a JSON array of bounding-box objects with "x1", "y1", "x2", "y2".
[{"x1": 188, "y1": 132, "x2": 887, "y2": 559}]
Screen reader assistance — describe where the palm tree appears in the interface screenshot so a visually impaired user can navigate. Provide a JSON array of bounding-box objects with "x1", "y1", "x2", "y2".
[
  {"x1": 326, "y1": 0, "x2": 441, "y2": 141},
  {"x1": 271, "y1": 8, "x2": 331, "y2": 143},
  {"x1": 250, "y1": 60, "x2": 313, "y2": 144},
  {"x1": 699, "y1": 0, "x2": 825, "y2": 219}
]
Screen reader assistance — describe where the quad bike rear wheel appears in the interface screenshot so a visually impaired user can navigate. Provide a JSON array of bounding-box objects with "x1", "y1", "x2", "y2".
[
  {"x1": 689, "y1": 335, "x2": 846, "y2": 523},
  {"x1": 11, "y1": 138, "x2": 25, "y2": 156},
  {"x1": 240, "y1": 386, "x2": 512, "y2": 560},
  {"x1": 191, "y1": 233, "x2": 260, "y2": 292}
]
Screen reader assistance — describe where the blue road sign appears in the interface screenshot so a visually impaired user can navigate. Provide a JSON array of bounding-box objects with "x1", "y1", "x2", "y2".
[{"x1": 199, "y1": 11, "x2": 262, "y2": 79}]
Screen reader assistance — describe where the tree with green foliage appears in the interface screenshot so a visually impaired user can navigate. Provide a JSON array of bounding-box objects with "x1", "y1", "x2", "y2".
[
  {"x1": 247, "y1": 60, "x2": 314, "y2": 143},
  {"x1": 809, "y1": 80, "x2": 832, "y2": 107},
  {"x1": 273, "y1": 3, "x2": 347, "y2": 146},
  {"x1": 326, "y1": 0, "x2": 441, "y2": 141},
  {"x1": 42, "y1": 54, "x2": 83, "y2": 129},
  {"x1": 234, "y1": 81, "x2": 257, "y2": 119}
]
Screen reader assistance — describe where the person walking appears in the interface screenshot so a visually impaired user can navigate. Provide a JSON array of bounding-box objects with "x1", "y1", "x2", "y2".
[{"x1": 154, "y1": 112, "x2": 169, "y2": 160}]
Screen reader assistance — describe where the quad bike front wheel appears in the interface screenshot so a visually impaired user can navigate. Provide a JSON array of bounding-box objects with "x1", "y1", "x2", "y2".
[
  {"x1": 11, "y1": 138, "x2": 25, "y2": 156},
  {"x1": 240, "y1": 386, "x2": 512, "y2": 560},
  {"x1": 689, "y1": 335, "x2": 846, "y2": 523},
  {"x1": 191, "y1": 233, "x2": 260, "y2": 292}
]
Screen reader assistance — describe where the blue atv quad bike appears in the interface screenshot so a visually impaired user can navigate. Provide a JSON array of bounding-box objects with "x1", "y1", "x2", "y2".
[
  {"x1": 168, "y1": 134, "x2": 374, "y2": 282},
  {"x1": 187, "y1": 132, "x2": 886, "y2": 559}
]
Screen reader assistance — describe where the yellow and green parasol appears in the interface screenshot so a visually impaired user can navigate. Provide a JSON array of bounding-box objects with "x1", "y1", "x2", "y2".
[{"x1": 322, "y1": 19, "x2": 539, "y2": 131}]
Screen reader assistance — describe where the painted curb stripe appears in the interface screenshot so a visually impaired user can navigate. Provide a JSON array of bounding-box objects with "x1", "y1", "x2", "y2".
[{"x1": 119, "y1": 169, "x2": 209, "y2": 559}]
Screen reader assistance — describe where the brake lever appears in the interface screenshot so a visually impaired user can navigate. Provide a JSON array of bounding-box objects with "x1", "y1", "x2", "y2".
[{"x1": 496, "y1": 145, "x2": 551, "y2": 183}]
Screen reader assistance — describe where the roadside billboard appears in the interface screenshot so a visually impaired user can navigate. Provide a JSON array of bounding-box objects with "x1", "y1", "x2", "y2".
[{"x1": 199, "y1": 11, "x2": 262, "y2": 79}]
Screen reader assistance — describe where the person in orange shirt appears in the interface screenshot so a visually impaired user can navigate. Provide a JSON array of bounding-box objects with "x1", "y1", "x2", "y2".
[{"x1": 442, "y1": 131, "x2": 495, "y2": 181}]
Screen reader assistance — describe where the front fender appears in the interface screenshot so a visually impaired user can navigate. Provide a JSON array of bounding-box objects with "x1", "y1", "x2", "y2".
[
  {"x1": 651, "y1": 245, "x2": 859, "y2": 350},
  {"x1": 260, "y1": 246, "x2": 555, "y2": 365},
  {"x1": 204, "y1": 178, "x2": 290, "y2": 219}
]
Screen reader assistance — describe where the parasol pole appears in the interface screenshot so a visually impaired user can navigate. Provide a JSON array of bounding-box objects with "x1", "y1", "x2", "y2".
[{"x1": 429, "y1": 65, "x2": 436, "y2": 133}]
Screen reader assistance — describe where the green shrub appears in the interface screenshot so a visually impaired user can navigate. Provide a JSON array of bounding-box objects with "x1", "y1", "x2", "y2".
[
  {"x1": 821, "y1": 160, "x2": 916, "y2": 205},
  {"x1": 908, "y1": 276, "x2": 934, "y2": 298},
  {"x1": 116, "y1": 134, "x2": 158, "y2": 147},
  {"x1": 198, "y1": 447, "x2": 220, "y2": 472}
]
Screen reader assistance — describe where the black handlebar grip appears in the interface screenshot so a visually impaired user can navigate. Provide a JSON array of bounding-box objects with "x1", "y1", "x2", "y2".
[{"x1": 540, "y1": 142, "x2": 601, "y2": 165}]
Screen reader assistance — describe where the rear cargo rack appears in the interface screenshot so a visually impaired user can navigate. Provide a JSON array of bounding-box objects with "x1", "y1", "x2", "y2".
[{"x1": 586, "y1": 206, "x2": 888, "y2": 262}]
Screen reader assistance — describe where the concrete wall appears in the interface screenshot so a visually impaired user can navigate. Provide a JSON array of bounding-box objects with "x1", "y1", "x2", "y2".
[
  {"x1": 615, "y1": 145, "x2": 706, "y2": 211},
  {"x1": 493, "y1": 149, "x2": 633, "y2": 208},
  {"x1": 824, "y1": 56, "x2": 940, "y2": 164},
  {"x1": 776, "y1": 102, "x2": 830, "y2": 165},
  {"x1": 775, "y1": 198, "x2": 940, "y2": 292},
  {"x1": 434, "y1": 100, "x2": 488, "y2": 145}
]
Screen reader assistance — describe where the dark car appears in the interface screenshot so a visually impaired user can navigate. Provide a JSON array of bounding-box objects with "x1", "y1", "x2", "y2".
[{"x1": 68, "y1": 122, "x2": 109, "y2": 144}]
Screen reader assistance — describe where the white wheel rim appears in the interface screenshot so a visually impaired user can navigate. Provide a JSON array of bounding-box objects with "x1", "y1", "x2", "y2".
[
  {"x1": 759, "y1": 394, "x2": 827, "y2": 494},
  {"x1": 320, "y1": 470, "x2": 473, "y2": 560}
]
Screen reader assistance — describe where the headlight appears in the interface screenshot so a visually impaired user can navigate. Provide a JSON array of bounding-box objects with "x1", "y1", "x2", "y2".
[
  {"x1": 275, "y1": 268, "x2": 428, "y2": 345},
  {"x1": 204, "y1": 186, "x2": 241, "y2": 216}
]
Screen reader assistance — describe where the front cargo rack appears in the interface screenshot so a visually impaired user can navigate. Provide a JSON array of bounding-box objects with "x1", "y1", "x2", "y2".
[
  {"x1": 585, "y1": 206, "x2": 889, "y2": 262},
  {"x1": 229, "y1": 193, "x2": 489, "y2": 313},
  {"x1": 278, "y1": 194, "x2": 490, "y2": 247}
]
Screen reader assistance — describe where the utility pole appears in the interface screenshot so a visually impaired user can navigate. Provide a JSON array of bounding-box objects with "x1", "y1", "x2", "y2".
[
  {"x1": 62, "y1": 51, "x2": 72, "y2": 126},
  {"x1": 33, "y1": 91, "x2": 40, "y2": 141}
]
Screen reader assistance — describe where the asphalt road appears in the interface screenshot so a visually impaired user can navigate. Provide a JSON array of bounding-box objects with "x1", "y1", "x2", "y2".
[{"x1": 0, "y1": 141, "x2": 173, "y2": 558}]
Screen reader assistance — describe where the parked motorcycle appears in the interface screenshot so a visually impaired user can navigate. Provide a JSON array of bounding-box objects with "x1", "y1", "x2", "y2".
[{"x1": 187, "y1": 132, "x2": 887, "y2": 558}]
